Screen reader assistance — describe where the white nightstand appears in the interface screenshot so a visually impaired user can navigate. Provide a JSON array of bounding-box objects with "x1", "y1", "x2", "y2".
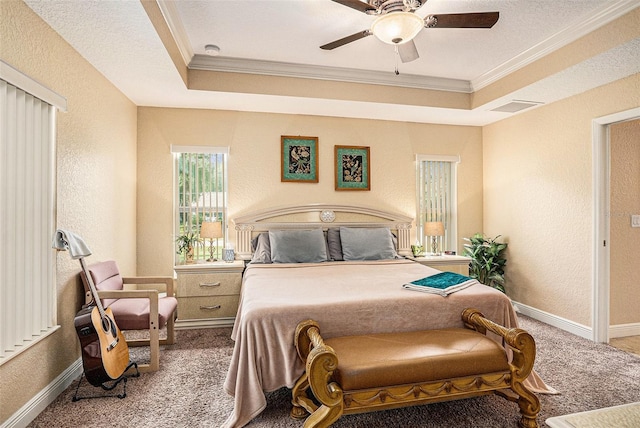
[
  {"x1": 412, "y1": 255, "x2": 471, "y2": 275},
  {"x1": 174, "y1": 260, "x2": 245, "y2": 329}
]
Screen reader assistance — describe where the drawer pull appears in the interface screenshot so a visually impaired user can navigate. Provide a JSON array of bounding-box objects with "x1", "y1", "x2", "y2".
[
  {"x1": 200, "y1": 281, "x2": 221, "y2": 288},
  {"x1": 200, "y1": 305, "x2": 222, "y2": 311}
]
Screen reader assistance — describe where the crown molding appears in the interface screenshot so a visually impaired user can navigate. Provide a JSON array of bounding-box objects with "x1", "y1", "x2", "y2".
[
  {"x1": 156, "y1": 0, "x2": 469, "y2": 92},
  {"x1": 471, "y1": 0, "x2": 640, "y2": 91},
  {"x1": 156, "y1": 0, "x2": 193, "y2": 67},
  {"x1": 156, "y1": 0, "x2": 637, "y2": 95},
  {"x1": 189, "y1": 55, "x2": 472, "y2": 93}
]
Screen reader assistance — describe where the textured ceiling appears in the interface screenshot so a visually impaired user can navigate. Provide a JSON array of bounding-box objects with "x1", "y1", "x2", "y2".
[
  {"x1": 24, "y1": 0, "x2": 640, "y2": 125},
  {"x1": 176, "y1": 0, "x2": 602, "y2": 81}
]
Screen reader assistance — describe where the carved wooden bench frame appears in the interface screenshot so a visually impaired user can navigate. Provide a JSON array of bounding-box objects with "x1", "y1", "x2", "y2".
[{"x1": 291, "y1": 308, "x2": 540, "y2": 428}]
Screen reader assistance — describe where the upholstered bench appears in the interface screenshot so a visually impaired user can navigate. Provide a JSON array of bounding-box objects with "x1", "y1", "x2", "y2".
[{"x1": 291, "y1": 308, "x2": 540, "y2": 428}]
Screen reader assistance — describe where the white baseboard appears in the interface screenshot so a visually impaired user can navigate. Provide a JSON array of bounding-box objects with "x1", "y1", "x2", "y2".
[
  {"x1": 174, "y1": 317, "x2": 235, "y2": 330},
  {"x1": 609, "y1": 322, "x2": 640, "y2": 339},
  {"x1": 512, "y1": 301, "x2": 593, "y2": 340},
  {"x1": 2, "y1": 358, "x2": 82, "y2": 428},
  {"x1": 514, "y1": 301, "x2": 640, "y2": 341}
]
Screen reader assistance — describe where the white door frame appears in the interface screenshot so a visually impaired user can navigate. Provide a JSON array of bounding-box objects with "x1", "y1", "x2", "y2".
[{"x1": 592, "y1": 107, "x2": 640, "y2": 343}]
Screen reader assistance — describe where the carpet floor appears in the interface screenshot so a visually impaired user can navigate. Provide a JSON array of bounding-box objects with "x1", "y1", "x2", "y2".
[{"x1": 27, "y1": 315, "x2": 640, "y2": 428}]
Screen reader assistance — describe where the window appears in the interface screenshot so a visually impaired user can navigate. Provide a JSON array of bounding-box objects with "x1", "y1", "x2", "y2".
[
  {"x1": 172, "y1": 145, "x2": 228, "y2": 264},
  {"x1": 416, "y1": 155, "x2": 460, "y2": 253},
  {"x1": 1, "y1": 61, "x2": 66, "y2": 362}
]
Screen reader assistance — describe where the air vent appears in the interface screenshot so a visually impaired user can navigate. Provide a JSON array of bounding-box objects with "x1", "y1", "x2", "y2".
[{"x1": 491, "y1": 100, "x2": 544, "y2": 113}]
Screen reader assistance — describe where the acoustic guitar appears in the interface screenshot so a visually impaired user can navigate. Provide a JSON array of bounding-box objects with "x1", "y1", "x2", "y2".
[{"x1": 74, "y1": 259, "x2": 130, "y2": 387}]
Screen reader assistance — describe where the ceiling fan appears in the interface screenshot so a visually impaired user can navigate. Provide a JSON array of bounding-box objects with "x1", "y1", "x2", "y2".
[{"x1": 321, "y1": 0, "x2": 499, "y2": 63}]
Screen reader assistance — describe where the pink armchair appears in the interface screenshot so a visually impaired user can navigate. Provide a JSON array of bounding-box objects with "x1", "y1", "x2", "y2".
[{"x1": 81, "y1": 260, "x2": 178, "y2": 372}]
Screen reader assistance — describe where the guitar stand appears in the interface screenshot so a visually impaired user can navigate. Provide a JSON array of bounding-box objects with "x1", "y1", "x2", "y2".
[{"x1": 72, "y1": 361, "x2": 140, "y2": 402}]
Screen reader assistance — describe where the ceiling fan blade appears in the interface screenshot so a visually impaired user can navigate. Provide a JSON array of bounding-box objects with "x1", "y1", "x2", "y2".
[
  {"x1": 330, "y1": 0, "x2": 376, "y2": 14},
  {"x1": 398, "y1": 40, "x2": 419, "y2": 63},
  {"x1": 425, "y1": 12, "x2": 499, "y2": 29},
  {"x1": 320, "y1": 30, "x2": 372, "y2": 50}
]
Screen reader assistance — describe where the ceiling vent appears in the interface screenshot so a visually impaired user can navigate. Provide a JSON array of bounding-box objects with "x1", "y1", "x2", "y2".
[{"x1": 491, "y1": 100, "x2": 544, "y2": 113}]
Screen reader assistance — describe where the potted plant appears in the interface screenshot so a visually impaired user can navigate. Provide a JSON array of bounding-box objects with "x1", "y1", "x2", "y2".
[
  {"x1": 176, "y1": 229, "x2": 201, "y2": 264},
  {"x1": 463, "y1": 233, "x2": 508, "y2": 293}
]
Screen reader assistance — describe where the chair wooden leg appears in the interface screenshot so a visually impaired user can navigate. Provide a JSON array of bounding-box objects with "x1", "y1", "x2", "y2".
[
  {"x1": 146, "y1": 297, "x2": 160, "y2": 372},
  {"x1": 145, "y1": 323, "x2": 159, "y2": 372},
  {"x1": 127, "y1": 338, "x2": 158, "y2": 372},
  {"x1": 165, "y1": 314, "x2": 175, "y2": 345},
  {"x1": 130, "y1": 335, "x2": 158, "y2": 372},
  {"x1": 130, "y1": 297, "x2": 161, "y2": 373},
  {"x1": 123, "y1": 316, "x2": 175, "y2": 373}
]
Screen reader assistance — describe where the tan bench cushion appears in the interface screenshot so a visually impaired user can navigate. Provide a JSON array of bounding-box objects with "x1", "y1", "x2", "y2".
[{"x1": 325, "y1": 327, "x2": 510, "y2": 391}]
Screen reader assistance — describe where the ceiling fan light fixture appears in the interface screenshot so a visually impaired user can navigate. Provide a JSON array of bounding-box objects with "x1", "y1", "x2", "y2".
[{"x1": 371, "y1": 12, "x2": 424, "y2": 45}]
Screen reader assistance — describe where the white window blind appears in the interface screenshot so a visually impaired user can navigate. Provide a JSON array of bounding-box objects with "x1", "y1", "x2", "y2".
[
  {"x1": 172, "y1": 145, "x2": 229, "y2": 264},
  {"x1": 416, "y1": 155, "x2": 459, "y2": 253},
  {"x1": 0, "y1": 73, "x2": 60, "y2": 362}
]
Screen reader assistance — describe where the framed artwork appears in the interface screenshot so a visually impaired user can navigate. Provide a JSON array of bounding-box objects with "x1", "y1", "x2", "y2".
[
  {"x1": 335, "y1": 145, "x2": 370, "y2": 191},
  {"x1": 281, "y1": 136, "x2": 319, "y2": 183}
]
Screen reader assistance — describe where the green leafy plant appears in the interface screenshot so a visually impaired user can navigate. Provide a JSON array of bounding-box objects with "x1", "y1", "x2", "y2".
[
  {"x1": 463, "y1": 233, "x2": 508, "y2": 293},
  {"x1": 176, "y1": 229, "x2": 201, "y2": 261}
]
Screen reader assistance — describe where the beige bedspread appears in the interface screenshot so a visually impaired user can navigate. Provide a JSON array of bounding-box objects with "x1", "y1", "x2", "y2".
[{"x1": 223, "y1": 259, "x2": 553, "y2": 428}]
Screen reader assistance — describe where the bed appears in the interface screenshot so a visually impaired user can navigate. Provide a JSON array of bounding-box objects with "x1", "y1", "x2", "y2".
[{"x1": 222, "y1": 204, "x2": 553, "y2": 428}]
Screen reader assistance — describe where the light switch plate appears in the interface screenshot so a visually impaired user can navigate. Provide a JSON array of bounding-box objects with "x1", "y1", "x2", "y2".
[{"x1": 632, "y1": 214, "x2": 640, "y2": 228}]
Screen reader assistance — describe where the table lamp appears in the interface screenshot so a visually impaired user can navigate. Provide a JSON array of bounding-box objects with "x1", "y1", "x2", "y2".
[
  {"x1": 200, "y1": 221, "x2": 223, "y2": 261},
  {"x1": 424, "y1": 221, "x2": 444, "y2": 256}
]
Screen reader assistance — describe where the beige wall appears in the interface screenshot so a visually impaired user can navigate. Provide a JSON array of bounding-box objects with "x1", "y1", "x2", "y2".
[
  {"x1": 610, "y1": 119, "x2": 640, "y2": 325},
  {"x1": 483, "y1": 73, "x2": 640, "y2": 327},
  {"x1": 0, "y1": 1, "x2": 137, "y2": 423},
  {"x1": 136, "y1": 107, "x2": 484, "y2": 276}
]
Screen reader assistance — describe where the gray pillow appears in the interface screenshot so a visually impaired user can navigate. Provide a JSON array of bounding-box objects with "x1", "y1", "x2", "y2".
[
  {"x1": 250, "y1": 233, "x2": 272, "y2": 264},
  {"x1": 326, "y1": 228, "x2": 343, "y2": 261},
  {"x1": 339, "y1": 227, "x2": 398, "y2": 261},
  {"x1": 269, "y1": 229, "x2": 328, "y2": 263},
  {"x1": 328, "y1": 228, "x2": 398, "y2": 260}
]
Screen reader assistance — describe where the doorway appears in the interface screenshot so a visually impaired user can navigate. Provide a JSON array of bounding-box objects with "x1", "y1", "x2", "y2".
[{"x1": 592, "y1": 107, "x2": 640, "y2": 344}]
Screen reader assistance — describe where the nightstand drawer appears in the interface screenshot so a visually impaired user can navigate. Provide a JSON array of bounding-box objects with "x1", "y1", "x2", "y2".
[
  {"x1": 178, "y1": 295, "x2": 240, "y2": 320},
  {"x1": 177, "y1": 272, "x2": 242, "y2": 297}
]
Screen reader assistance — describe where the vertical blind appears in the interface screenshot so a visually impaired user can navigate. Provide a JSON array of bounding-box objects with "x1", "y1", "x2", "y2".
[
  {"x1": 416, "y1": 155, "x2": 459, "y2": 252},
  {"x1": 0, "y1": 78, "x2": 58, "y2": 361},
  {"x1": 171, "y1": 145, "x2": 229, "y2": 264}
]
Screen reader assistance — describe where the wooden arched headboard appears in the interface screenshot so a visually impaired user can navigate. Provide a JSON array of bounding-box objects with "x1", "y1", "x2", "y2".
[{"x1": 232, "y1": 204, "x2": 413, "y2": 260}]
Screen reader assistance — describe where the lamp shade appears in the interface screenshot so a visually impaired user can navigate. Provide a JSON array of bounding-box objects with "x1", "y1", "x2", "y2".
[
  {"x1": 424, "y1": 221, "x2": 444, "y2": 237},
  {"x1": 200, "y1": 221, "x2": 222, "y2": 239},
  {"x1": 371, "y1": 12, "x2": 424, "y2": 45}
]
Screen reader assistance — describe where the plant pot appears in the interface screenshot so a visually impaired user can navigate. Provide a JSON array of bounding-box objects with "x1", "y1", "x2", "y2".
[{"x1": 185, "y1": 247, "x2": 194, "y2": 264}]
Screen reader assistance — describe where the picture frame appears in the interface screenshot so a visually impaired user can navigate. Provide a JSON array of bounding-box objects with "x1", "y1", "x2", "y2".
[
  {"x1": 335, "y1": 145, "x2": 370, "y2": 191},
  {"x1": 281, "y1": 136, "x2": 319, "y2": 183}
]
